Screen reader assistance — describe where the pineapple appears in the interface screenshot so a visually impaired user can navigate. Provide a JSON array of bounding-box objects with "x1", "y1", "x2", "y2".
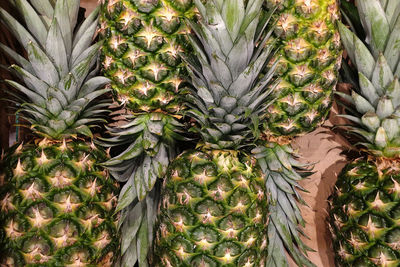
[
  {"x1": 152, "y1": 0, "x2": 276, "y2": 265},
  {"x1": 257, "y1": 0, "x2": 342, "y2": 266},
  {"x1": 100, "y1": 0, "x2": 194, "y2": 112},
  {"x1": 264, "y1": 0, "x2": 342, "y2": 136},
  {"x1": 98, "y1": 0, "x2": 194, "y2": 265},
  {"x1": 0, "y1": 0, "x2": 119, "y2": 265},
  {"x1": 328, "y1": 0, "x2": 400, "y2": 266}
]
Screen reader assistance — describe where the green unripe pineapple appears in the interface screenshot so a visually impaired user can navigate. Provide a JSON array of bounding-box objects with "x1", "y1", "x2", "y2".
[
  {"x1": 154, "y1": 150, "x2": 267, "y2": 266},
  {"x1": 98, "y1": 1, "x2": 195, "y2": 265},
  {"x1": 330, "y1": 159, "x2": 400, "y2": 266},
  {"x1": 1, "y1": 141, "x2": 119, "y2": 266}
]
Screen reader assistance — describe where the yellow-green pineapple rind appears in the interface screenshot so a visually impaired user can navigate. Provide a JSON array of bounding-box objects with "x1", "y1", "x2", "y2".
[
  {"x1": 265, "y1": 0, "x2": 342, "y2": 136},
  {"x1": 0, "y1": 141, "x2": 120, "y2": 266},
  {"x1": 329, "y1": 159, "x2": 400, "y2": 266},
  {"x1": 100, "y1": 0, "x2": 195, "y2": 113},
  {"x1": 154, "y1": 150, "x2": 268, "y2": 266}
]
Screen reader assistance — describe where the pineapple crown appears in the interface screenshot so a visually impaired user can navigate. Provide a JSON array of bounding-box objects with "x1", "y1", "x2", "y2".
[
  {"x1": 0, "y1": 0, "x2": 111, "y2": 140},
  {"x1": 339, "y1": 0, "x2": 400, "y2": 158},
  {"x1": 184, "y1": 0, "x2": 276, "y2": 150}
]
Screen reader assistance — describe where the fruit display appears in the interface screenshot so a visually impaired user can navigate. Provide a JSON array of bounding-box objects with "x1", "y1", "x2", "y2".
[
  {"x1": 0, "y1": 0, "x2": 120, "y2": 265},
  {"x1": 328, "y1": 0, "x2": 400, "y2": 266},
  {"x1": 10, "y1": 0, "x2": 400, "y2": 266}
]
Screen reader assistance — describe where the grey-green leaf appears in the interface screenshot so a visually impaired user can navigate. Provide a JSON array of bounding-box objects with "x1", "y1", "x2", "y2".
[
  {"x1": 375, "y1": 126, "x2": 388, "y2": 148},
  {"x1": 136, "y1": 216, "x2": 149, "y2": 267},
  {"x1": 384, "y1": 14, "x2": 400, "y2": 72},
  {"x1": 67, "y1": 0, "x2": 80, "y2": 31},
  {"x1": 0, "y1": 7, "x2": 38, "y2": 51},
  {"x1": 27, "y1": 41, "x2": 59, "y2": 86},
  {"x1": 356, "y1": 0, "x2": 390, "y2": 56},
  {"x1": 338, "y1": 22, "x2": 356, "y2": 65},
  {"x1": 381, "y1": 118, "x2": 399, "y2": 140},
  {"x1": 54, "y1": 0, "x2": 72, "y2": 55},
  {"x1": 371, "y1": 54, "x2": 394, "y2": 92},
  {"x1": 222, "y1": 0, "x2": 244, "y2": 41},
  {"x1": 359, "y1": 72, "x2": 379, "y2": 104},
  {"x1": 6, "y1": 80, "x2": 46, "y2": 107},
  {"x1": 352, "y1": 91, "x2": 375, "y2": 114},
  {"x1": 0, "y1": 43, "x2": 34, "y2": 73},
  {"x1": 354, "y1": 37, "x2": 375, "y2": 79},
  {"x1": 71, "y1": 18, "x2": 98, "y2": 66},
  {"x1": 15, "y1": 0, "x2": 47, "y2": 46},
  {"x1": 73, "y1": 6, "x2": 99, "y2": 47},
  {"x1": 11, "y1": 65, "x2": 48, "y2": 98},
  {"x1": 376, "y1": 96, "x2": 394, "y2": 119},
  {"x1": 75, "y1": 125, "x2": 93, "y2": 138},
  {"x1": 116, "y1": 176, "x2": 137, "y2": 212},
  {"x1": 30, "y1": 0, "x2": 54, "y2": 19},
  {"x1": 46, "y1": 18, "x2": 68, "y2": 77},
  {"x1": 121, "y1": 201, "x2": 144, "y2": 255}
]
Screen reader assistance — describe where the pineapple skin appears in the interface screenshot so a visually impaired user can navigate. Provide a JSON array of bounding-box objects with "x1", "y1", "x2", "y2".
[
  {"x1": 329, "y1": 159, "x2": 400, "y2": 266},
  {"x1": 100, "y1": 0, "x2": 194, "y2": 113},
  {"x1": 265, "y1": 0, "x2": 342, "y2": 136},
  {"x1": 0, "y1": 141, "x2": 120, "y2": 266},
  {"x1": 153, "y1": 150, "x2": 268, "y2": 266}
]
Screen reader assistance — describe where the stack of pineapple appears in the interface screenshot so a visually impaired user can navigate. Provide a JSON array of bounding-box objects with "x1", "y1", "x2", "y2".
[
  {"x1": 9, "y1": 0, "x2": 396, "y2": 266},
  {"x1": 96, "y1": 0, "x2": 346, "y2": 264},
  {"x1": 0, "y1": 0, "x2": 120, "y2": 265},
  {"x1": 329, "y1": 0, "x2": 400, "y2": 266}
]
